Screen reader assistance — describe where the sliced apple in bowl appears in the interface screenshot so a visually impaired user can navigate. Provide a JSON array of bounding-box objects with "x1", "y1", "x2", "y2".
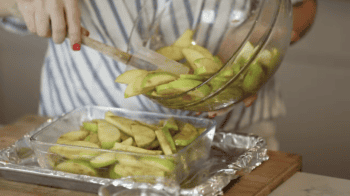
[
  {"x1": 155, "y1": 79, "x2": 211, "y2": 99},
  {"x1": 141, "y1": 71, "x2": 179, "y2": 89}
]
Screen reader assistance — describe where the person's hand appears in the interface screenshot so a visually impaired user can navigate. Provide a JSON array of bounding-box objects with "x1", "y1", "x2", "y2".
[
  {"x1": 195, "y1": 94, "x2": 258, "y2": 119},
  {"x1": 15, "y1": 0, "x2": 88, "y2": 51},
  {"x1": 291, "y1": 0, "x2": 317, "y2": 44}
]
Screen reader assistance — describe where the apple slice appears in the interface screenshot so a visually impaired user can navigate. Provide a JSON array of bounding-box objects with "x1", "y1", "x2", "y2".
[
  {"x1": 114, "y1": 154, "x2": 139, "y2": 166},
  {"x1": 104, "y1": 114, "x2": 135, "y2": 137},
  {"x1": 115, "y1": 69, "x2": 149, "y2": 84},
  {"x1": 156, "y1": 46, "x2": 184, "y2": 61},
  {"x1": 112, "y1": 142, "x2": 163, "y2": 155},
  {"x1": 140, "y1": 157, "x2": 175, "y2": 172},
  {"x1": 83, "y1": 121, "x2": 98, "y2": 133},
  {"x1": 130, "y1": 124, "x2": 156, "y2": 148},
  {"x1": 208, "y1": 77, "x2": 227, "y2": 91},
  {"x1": 234, "y1": 41, "x2": 256, "y2": 65},
  {"x1": 84, "y1": 132, "x2": 100, "y2": 145},
  {"x1": 90, "y1": 152, "x2": 118, "y2": 168},
  {"x1": 187, "y1": 86, "x2": 212, "y2": 99},
  {"x1": 257, "y1": 49, "x2": 272, "y2": 66},
  {"x1": 113, "y1": 164, "x2": 165, "y2": 178},
  {"x1": 65, "y1": 141, "x2": 101, "y2": 160},
  {"x1": 155, "y1": 129, "x2": 173, "y2": 155},
  {"x1": 124, "y1": 72, "x2": 153, "y2": 98},
  {"x1": 194, "y1": 58, "x2": 222, "y2": 76},
  {"x1": 59, "y1": 130, "x2": 89, "y2": 141},
  {"x1": 197, "y1": 128, "x2": 207, "y2": 135},
  {"x1": 55, "y1": 160, "x2": 98, "y2": 176},
  {"x1": 213, "y1": 56, "x2": 223, "y2": 67},
  {"x1": 47, "y1": 150, "x2": 64, "y2": 168},
  {"x1": 109, "y1": 164, "x2": 121, "y2": 179},
  {"x1": 173, "y1": 29, "x2": 194, "y2": 48},
  {"x1": 182, "y1": 48, "x2": 206, "y2": 70},
  {"x1": 188, "y1": 45, "x2": 214, "y2": 59},
  {"x1": 156, "y1": 79, "x2": 210, "y2": 96},
  {"x1": 141, "y1": 72, "x2": 178, "y2": 89},
  {"x1": 135, "y1": 120, "x2": 160, "y2": 131},
  {"x1": 163, "y1": 117, "x2": 178, "y2": 131},
  {"x1": 218, "y1": 68, "x2": 235, "y2": 78},
  {"x1": 121, "y1": 137, "x2": 134, "y2": 146},
  {"x1": 97, "y1": 120, "x2": 121, "y2": 149},
  {"x1": 173, "y1": 123, "x2": 198, "y2": 146},
  {"x1": 242, "y1": 62, "x2": 265, "y2": 93},
  {"x1": 264, "y1": 48, "x2": 280, "y2": 75},
  {"x1": 179, "y1": 74, "x2": 205, "y2": 81},
  {"x1": 155, "y1": 82, "x2": 181, "y2": 96},
  {"x1": 162, "y1": 127, "x2": 176, "y2": 152},
  {"x1": 146, "y1": 140, "x2": 160, "y2": 149}
]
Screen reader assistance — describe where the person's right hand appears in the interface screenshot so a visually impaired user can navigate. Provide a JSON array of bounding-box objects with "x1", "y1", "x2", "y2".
[{"x1": 15, "y1": 0, "x2": 88, "y2": 51}]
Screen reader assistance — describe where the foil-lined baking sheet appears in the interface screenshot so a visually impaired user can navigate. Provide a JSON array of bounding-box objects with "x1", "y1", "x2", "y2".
[{"x1": 0, "y1": 119, "x2": 269, "y2": 196}]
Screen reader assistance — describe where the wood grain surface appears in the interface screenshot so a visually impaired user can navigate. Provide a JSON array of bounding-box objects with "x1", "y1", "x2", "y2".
[{"x1": 0, "y1": 115, "x2": 302, "y2": 196}]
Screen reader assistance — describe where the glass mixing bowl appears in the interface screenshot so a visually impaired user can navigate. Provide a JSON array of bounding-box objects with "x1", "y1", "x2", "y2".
[{"x1": 127, "y1": 0, "x2": 293, "y2": 112}]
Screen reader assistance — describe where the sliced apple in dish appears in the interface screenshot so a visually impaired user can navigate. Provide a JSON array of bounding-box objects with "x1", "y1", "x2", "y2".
[
  {"x1": 56, "y1": 160, "x2": 98, "y2": 176},
  {"x1": 97, "y1": 120, "x2": 121, "y2": 149},
  {"x1": 104, "y1": 114, "x2": 136, "y2": 137},
  {"x1": 112, "y1": 142, "x2": 162, "y2": 155},
  {"x1": 90, "y1": 152, "x2": 118, "y2": 168},
  {"x1": 173, "y1": 123, "x2": 198, "y2": 146},
  {"x1": 130, "y1": 124, "x2": 156, "y2": 148}
]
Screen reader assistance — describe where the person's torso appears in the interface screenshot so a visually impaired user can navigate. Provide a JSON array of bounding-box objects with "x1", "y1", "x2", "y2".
[{"x1": 38, "y1": 0, "x2": 285, "y2": 132}]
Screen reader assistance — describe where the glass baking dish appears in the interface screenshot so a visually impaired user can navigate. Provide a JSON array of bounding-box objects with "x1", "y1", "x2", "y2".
[{"x1": 29, "y1": 106, "x2": 216, "y2": 184}]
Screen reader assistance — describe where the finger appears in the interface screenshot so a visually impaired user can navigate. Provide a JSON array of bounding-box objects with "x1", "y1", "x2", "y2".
[
  {"x1": 243, "y1": 94, "x2": 258, "y2": 107},
  {"x1": 64, "y1": 0, "x2": 81, "y2": 51},
  {"x1": 207, "y1": 113, "x2": 217, "y2": 119},
  {"x1": 47, "y1": 2, "x2": 66, "y2": 44},
  {"x1": 81, "y1": 27, "x2": 90, "y2": 37},
  {"x1": 26, "y1": 12, "x2": 37, "y2": 33},
  {"x1": 34, "y1": 1, "x2": 51, "y2": 37},
  {"x1": 17, "y1": 4, "x2": 36, "y2": 33}
]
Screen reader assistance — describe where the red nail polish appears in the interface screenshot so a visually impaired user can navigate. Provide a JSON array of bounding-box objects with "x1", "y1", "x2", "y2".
[
  {"x1": 73, "y1": 43, "x2": 81, "y2": 51},
  {"x1": 209, "y1": 113, "x2": 217, "y2": 118}
]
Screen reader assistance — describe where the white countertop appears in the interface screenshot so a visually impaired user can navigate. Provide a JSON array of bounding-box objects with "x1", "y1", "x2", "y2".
[{"x1": 269, "y1": 172, "x2": 350, "y2": 196}]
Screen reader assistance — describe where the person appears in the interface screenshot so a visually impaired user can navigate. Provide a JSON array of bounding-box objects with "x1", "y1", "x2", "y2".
[{"x1": 0, "y1": 0, "x2": 316, "y2": 151}]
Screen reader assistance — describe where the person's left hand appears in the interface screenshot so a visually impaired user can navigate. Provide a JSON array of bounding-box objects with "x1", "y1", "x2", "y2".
[{"x1": 14, "y1": 0, "x2": 86, "y2": 50}]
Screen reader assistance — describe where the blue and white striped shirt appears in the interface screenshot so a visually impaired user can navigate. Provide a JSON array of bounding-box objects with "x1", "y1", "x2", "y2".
[{"x1": 1, "y1": 0, "x2": 286, "y2": 132}]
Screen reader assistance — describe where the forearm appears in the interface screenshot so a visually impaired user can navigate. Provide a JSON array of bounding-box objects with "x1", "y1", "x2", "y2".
[{"x1": 0, "y1": 0, "x2": 16, "y2": 17}]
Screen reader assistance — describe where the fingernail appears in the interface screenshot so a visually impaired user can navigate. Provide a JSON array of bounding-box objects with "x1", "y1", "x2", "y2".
[
  {"x1": 73, "y1": 43, "x2": 81, "y2": 51},
  {"x1": 208, "y1": 113, "x2": 217, "y2": 118}
]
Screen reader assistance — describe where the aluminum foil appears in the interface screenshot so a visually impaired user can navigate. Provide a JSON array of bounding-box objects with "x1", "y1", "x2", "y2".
[{"x1": 0, "y1": 119, "x2": 268, "y2": 196}]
